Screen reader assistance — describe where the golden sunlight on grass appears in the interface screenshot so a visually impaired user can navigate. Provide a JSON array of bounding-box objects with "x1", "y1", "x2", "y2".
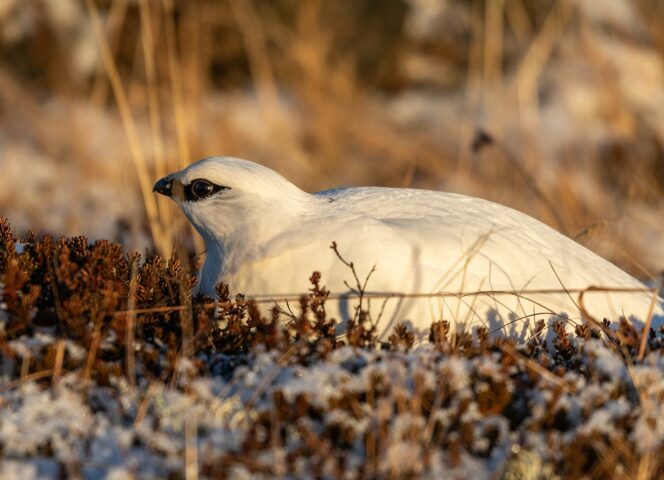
[{"x1": 1, "y1": 0, "x2": 663, "y2": 282}]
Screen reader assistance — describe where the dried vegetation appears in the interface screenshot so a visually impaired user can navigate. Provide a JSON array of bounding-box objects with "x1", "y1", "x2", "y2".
[
  {"x1": 2, "y1": 1, "x2": 664, "y2": 477},
  {"x1": 1, "y1": 219, "x2": 663, "y2": 479}
]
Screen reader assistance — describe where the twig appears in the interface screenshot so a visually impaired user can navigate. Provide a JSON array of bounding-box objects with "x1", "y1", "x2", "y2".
[
  {"x1": 52, "y1": 340, "x2": 66, "y2": 386},
  {"x1": 373, "y1": 296, "x2": 391, "y2": 327},
  {"x1": 113, "y1": 305, "x2": 189, "y2": 316},
  {"x1": 549, "y1": 260, "x2": 580, "y2": 311},
  {"x1": 126, "y1": 260, "x2": 139, "y2": 387},
  {"x1": 20, "y1": 352, "x2": 31, "y2": 382},
  {"x1": 47, "y1": 256, "x2": 65, "y2": 324},
  {"x1": 2, "y1": 369, "x2": 55, "y2": 392},
  {"x1": 488, "y1": 310, "x2": 561, "y2": 336},
  {"x1": 245, "y1": 286, "x2": 655, "y2": 304},
  {"x1": 110, "y1": 286, "x2": 656, "y2": 313},
  {"x1": 330, "y1": 241, "x2": 377, "y2": 325},
  {"x1": 133, "y1": 384, "x2": 157, "y2": 427},
  {"x1": 81, "y1": 315, "x2": 104, "y2": 384}
]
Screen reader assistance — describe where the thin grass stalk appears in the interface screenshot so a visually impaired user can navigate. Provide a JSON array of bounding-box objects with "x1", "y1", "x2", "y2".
[
  {"x1": 52, "y1": 339, "x2": 65, "y2": 386},
  {"x1": 139, "y1": 0, "x2": 173, "y2": 255},
  {"x1": 110, "y1": 286, "x2": 656, "y2": 310},
  {"x1": 185, "y1": 412, "x2": 199, "y2": 480},
  {"x1": 90, "y1": 0, "x2": 129, "y2": 108},
  {"x1": 458, "y1": 0, "x2": 486, "y2": 169},
  {"x1": 162, "y1": 0, "x2": 202, "y2": 253},
  {"x1": 162, "y1": 0, "x2": 191, "y2": 170},
  {"x1": 516, "y1": 0, "x2": 573, "y2": 147},
  {"x1": 483, "y1": 0, "x2": 505, "y2": 119},
  {"x1": 3, "y1": 369, "x2": 55, "y2": 392},
  {"x1": 81, "y1": 316, "x2": 103, "y2": 384},
  {"x1": 230, "y1": 0, "x2": 280, "y2": 120},
  {"x1": 84, "y1": 0, "x2": 169, "y2": 256},
  {"x1": 19, "y1": 352, "x2": 30, "y2": 384},
  {"x1": 126, "y1": 260, "x2": 138, "y2": 387}
]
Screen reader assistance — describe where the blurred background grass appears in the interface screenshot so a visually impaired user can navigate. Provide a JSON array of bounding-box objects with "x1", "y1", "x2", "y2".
[{"x1": 1, "y1": 0, "x2": 663, "y2": 280}]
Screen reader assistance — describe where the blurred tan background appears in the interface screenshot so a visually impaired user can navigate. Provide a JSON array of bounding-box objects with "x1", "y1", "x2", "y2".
[{"x1": 1, "y1": 0, "x2": 663, "y2": 281}]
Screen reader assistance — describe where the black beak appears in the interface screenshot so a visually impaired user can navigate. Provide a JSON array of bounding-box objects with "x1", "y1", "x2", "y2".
[{"x1": 153, "y1": 177, "x2": 173, "y2": 197}]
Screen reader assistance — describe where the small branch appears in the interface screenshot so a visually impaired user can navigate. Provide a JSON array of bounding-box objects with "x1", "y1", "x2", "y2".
[
  {"x1": 52, "y1": 340, "x2": 66, "y2": 386},
  {"x1": 126, "y1": 260, "x2": 139, "y2": 387},
  {"x1": 330, "y1": 241, "x2": 378, "y2": 324}
]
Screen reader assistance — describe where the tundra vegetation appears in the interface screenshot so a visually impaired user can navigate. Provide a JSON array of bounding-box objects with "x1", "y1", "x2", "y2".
[
  {"x1": 1, "y1": 219, "x2": 663, "y2": 478},
  {"x1": 2, "y1": 0, "x2": 664, "y2": 478}
]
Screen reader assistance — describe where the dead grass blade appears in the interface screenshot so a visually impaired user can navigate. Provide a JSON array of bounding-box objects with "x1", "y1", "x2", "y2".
[{"x1": 84, "y1": 0, "x2": 168, "y2": 256}]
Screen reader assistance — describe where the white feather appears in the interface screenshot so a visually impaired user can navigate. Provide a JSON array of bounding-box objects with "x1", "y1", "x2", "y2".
[{"x1": 162, "y1": 156, "x2": 663, "y2": 341}]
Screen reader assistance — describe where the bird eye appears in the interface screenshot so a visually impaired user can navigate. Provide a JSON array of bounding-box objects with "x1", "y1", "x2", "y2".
[
  {"x1": 184, "y1": 178, "x2": 229, "y2": 201},
  {"x1": 191, "y1": 180, "x2": 214, "y2": 199}
]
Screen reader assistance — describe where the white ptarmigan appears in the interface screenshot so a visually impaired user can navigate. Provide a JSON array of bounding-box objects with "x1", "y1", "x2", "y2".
[{"x1": 154, "y1": 156, "x2": 663, "y2": 341}]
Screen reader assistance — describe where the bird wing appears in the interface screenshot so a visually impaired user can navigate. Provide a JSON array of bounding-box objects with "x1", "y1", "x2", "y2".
[
  {"x1": 316, "y1": 186, "x2": 643, "y2": 288},
  {"x1": 312, "y1": 188, "x2": 661, "y2": 326},
  {"x1": 227, "y1": 186, "x2": 659, "y2": 333}
]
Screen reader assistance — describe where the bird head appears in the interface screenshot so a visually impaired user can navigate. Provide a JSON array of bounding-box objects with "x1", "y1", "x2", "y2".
[{"x1": 153, "y1": 157, "x2": 311, "y2": 244}]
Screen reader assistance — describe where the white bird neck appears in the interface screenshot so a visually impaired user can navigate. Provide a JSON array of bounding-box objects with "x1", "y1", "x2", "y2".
[{"x1": 195, "y1": 190, "x2": 326, "y2": 295}]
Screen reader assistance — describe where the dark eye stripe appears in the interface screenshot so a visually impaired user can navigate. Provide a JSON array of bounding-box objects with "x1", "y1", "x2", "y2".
[{"x1": 184, "y1": 179, "x2": 229, "y2": 202}]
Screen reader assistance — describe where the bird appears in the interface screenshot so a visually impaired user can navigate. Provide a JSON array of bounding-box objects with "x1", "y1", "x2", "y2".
[{"x1": 153, "y1": 156, "x2": 663, "y2": 342}]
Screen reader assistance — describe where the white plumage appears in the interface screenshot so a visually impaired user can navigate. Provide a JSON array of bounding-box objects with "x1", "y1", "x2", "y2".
[{"x1": 154, "y1": 157, "x2": 663, "y2": 341}]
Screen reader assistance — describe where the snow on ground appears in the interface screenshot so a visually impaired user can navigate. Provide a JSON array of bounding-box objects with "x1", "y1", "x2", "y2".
[
  {"x1": 1, "y1": 337, "x2": 663, "y2": 478},
  {"x1": 2, "y1": 1, "x2": 664, "y2": 477}
]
